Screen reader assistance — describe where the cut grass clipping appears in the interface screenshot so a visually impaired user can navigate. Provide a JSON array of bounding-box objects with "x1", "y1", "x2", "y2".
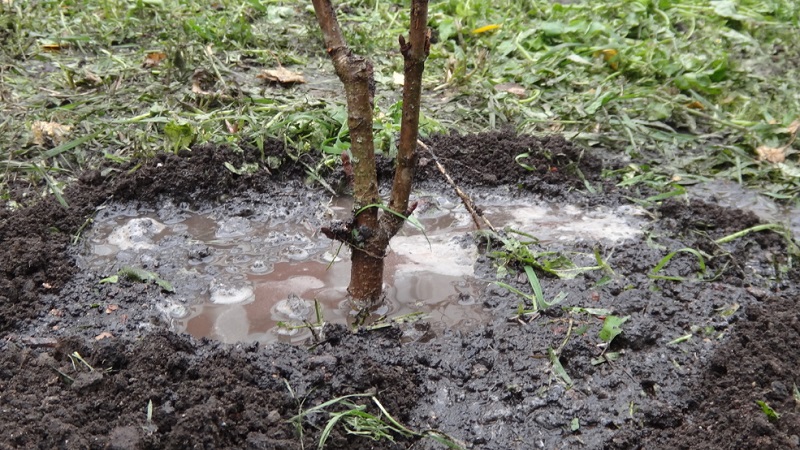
[
  {"x1": 5, "y1": 0, "x2": 799, "y2": 211},
  {"x1": 99, "y1": 266, "x2": 175, "y2": 292},
  {"x1": 289, "y1": 392, "x2": 464, "y2": 450},
  {"x1": 496, "y1": 265, "x2": 568, "y2": 321}
]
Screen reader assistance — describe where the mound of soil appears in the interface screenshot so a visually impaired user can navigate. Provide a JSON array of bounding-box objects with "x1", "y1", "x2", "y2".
[{"x1": 1, "y1": 130, "x2": 798, "y2": 449}]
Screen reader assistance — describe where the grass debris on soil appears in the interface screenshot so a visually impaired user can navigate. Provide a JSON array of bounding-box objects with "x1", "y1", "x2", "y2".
[
  {"x1": 1, "y1": 132, "x2": 799, "y2": 449},
  {"x1": 2, "y1": 0, "x2": 800, "y2": 448}
]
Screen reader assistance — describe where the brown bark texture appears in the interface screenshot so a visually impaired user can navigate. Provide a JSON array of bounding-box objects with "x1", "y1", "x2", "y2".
[{"x1": 313, "y1": 0, "x2": 430, "y2": 307}]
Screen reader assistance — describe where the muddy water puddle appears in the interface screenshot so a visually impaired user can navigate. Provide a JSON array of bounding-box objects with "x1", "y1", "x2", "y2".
[{"x1": 78, "y1": 194, "x2": 643, "y2": 345}]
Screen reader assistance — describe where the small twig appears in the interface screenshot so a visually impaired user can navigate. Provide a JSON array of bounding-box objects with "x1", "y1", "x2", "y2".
[{"x1": 417, "y1": 140, "x2": 497, "y2": 232}]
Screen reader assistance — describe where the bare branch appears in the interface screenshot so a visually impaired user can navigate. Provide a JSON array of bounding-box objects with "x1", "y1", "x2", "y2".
[{"x1": 380, "y1": 0, "x2": 431, "y2": 241}]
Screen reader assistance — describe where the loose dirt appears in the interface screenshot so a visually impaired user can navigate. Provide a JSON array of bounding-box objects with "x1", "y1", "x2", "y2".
[{"x1": 1, "y1": 130, "x2": 798, "y2": 449}]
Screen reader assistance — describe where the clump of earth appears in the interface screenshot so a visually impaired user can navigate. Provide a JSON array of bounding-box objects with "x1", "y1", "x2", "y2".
[{"x1": 1, "y1": 130, "x2": 798, "y2": 449}]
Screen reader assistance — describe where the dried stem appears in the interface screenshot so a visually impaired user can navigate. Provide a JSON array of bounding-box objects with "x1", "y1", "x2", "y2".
[{"x1": 417, "y1": 140, "x2": 496, "y2": 233}]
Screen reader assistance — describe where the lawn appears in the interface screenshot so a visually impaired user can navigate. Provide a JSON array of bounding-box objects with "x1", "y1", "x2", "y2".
[{"x1": 1, "y1": 0, "x2": 799, "y2": 203}]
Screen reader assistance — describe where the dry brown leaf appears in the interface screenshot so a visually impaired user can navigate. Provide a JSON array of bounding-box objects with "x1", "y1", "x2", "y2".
[
  {"x1": 685, "y1": 101, "x2": 705, "y2": 110},
  {"x1": 225, "y1": 119, "x2": 239, "y2": 134},
  {"x1": 41, "y1": 42, "x2": 67, "y2": 51},
  {"x1": 191, "y1": 68, "x2": 215, "y2": 95},
  {"x1": 495, "y1": 82, "x2": 527, "y2": 98},
  {"x1": 257, "y1": 67, "x2": 306, "y2": 85},
  {"x1": 755, "y1": 145, "x2": 785, "y2": 163},
  {"x1": 143, "y1": 51, "x2": 167, "y2": 68},
  {"x1": 31, "y1": 121, "x2": 72, "y2": 147},
  {"x1": 191, "y1": 82, "x2": 211, "y2": 95},
  {"x1": 95, "y1": 331, "x2": 114, "y2": 341},
  {"x1": 82, "y1": 70, "x2": 103, "y2": 86},
  {"x1": 787, "y1": 119, "x2": 800, "y2": 136}
]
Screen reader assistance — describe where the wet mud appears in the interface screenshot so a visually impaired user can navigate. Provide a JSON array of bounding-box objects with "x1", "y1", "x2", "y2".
[{"x1": 1, "y1": 130, "x2": 799, "y2": 449}]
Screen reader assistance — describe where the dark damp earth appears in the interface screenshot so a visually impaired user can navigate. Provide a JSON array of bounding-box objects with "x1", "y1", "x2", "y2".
[{"x1": 1, "y1": 131, "x2": 799, "y2": 449}]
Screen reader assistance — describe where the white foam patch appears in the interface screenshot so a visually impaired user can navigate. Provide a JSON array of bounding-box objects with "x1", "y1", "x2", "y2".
[
  {"x1": 209, "y1": 280, "x2": 255, "y2": 305},
  {"x1": 391, "y1": 235, "x2": 477, "y2": 277},
  {"x1": 106, "y1": 218, "x2": 165, "y2": 251},
  {"x1": 503, "y1": 205, "x2": 642, "y2": 242}
]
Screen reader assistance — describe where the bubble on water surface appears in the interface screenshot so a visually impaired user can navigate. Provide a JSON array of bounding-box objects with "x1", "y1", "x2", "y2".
[
  {"x1": 215, "y1": 216, "x2": 252, "y2": 239},
  {"x1": 209, "y1": 280, "x2": 255, "y2": 305},
  {"x1": 273, "y1": 293, "x2": 312, "y2": 322},
  {"x1": 249, "y1": 259, "x2": 272, "y2": 274},
  {"x1": 106, "y1": 218, "x2": 166, "y2": 251}
]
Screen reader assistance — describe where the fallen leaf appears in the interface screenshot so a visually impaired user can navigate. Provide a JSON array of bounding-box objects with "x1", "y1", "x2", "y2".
[
  {"x1": 191, "y1": 83, "x2": 210, "y2": 95},
  {"x1": 105, "y1": 304, "x2": 119, "y2": 314},
  {"x1": 257, "y1": 67, "x2": 305, "y2": 85},
  {"x1": 755, "y1": 145, "x2": 785, "y2": 163},
  {"x1": 95, "y1": 331, "x2": 114, "y2": 341},
  {"x1": 495, "y1": 82, "x2": 527, "y2": 98},
  {"x1": 31, "y1": 121, "x2": 73, "y2": 147},
  {"x1": 786, "y1": 119, "x2": 800, "y2": 136},
  {"x1": 41, "y1": 42, "x2": 67, "y2": 51},
  {"x1": 594, "y1": 49, "x2": 619, "y2": 70},
  {"x1": 143, "y1": 51, "x2": 167, "y2": 68},
  {"x1": 81, "y1": 70, "x2": 102, "y2": 86},
  {"x1": 191, "y1": 68, "x2": 215, "y2": 95},
  {"x1": 224, "y1": 119, "x2": 238, "y2": 134},
  {"x1": 685, "y1": 101, "x2": 705, "y2": 110},
  {"x1": 472, "y1": 24, "x2": 501, "y2": 34}
]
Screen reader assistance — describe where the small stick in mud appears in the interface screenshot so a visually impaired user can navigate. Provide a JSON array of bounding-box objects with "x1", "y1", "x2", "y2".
[{"x1": 417, "y1": 139, "x2": 497, "y2": 233}]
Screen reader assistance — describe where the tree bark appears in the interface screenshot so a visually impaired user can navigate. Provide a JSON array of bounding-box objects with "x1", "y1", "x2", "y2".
[
  {"x1": 312, "y1": 0, "x2": 383, "y2": 305},
  {"x1": 312, "y1": 0, "x2": 430, "y2": 309},
  {"x1": 379, "y1": 0, "x2": 430, "y2": 240}
]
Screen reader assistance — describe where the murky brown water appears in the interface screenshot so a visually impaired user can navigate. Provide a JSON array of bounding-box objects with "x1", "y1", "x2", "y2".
[{"x1": 79, "y1": 194, "x2": 643, "y2": 344}]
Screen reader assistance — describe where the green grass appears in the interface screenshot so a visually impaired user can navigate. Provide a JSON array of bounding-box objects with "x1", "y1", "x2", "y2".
[
  {"x1": 289, "y1": 391, "x2": 464, "y2": 449},
  {"x1": 1, "y1": 0, "x2": 799, "y2": 201}
]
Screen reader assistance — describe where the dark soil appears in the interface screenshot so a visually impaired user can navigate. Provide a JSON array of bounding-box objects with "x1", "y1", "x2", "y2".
[{"x1": 1, "y1": 129, "x2": 798, "y2": 449}]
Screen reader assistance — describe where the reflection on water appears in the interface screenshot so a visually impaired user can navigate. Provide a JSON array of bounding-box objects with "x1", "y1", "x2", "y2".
[{"x1": 79, "y1": 194, "x2": 644, "y2": 345}]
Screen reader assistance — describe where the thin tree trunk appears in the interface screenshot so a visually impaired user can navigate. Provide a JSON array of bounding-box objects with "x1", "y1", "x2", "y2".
[
  {"x1": 380, "y1": 0, "x2": 430, "y2": 238},
  {"x1": 312, "y1": 0, "x2": 430, "y2": 309},
  {"x1": 312, "y1": 0, "x2": 383, "y2": 305}
]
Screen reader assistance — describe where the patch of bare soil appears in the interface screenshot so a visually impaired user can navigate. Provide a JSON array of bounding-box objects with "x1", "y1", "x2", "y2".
[{"x1": 1, "y1": 130, "x2": 798, "y2": 449}]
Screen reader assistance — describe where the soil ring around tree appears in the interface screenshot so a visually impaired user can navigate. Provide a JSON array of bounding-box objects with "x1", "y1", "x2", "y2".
[{"x1": 1, "y1": 130, "x2": 798, "y2": 449}]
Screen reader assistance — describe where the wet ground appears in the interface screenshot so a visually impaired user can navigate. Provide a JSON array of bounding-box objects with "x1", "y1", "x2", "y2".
[{"x1": 1, "y1": 130, "x2": 799, "y2": 449}]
